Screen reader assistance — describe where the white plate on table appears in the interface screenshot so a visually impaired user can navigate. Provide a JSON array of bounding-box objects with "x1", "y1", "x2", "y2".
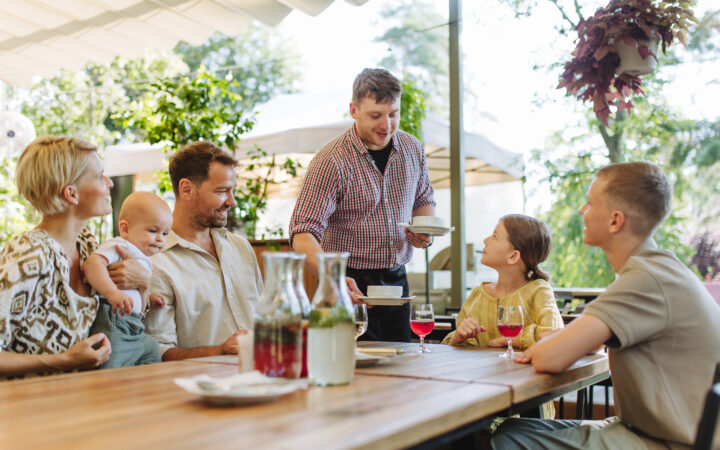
[
  {"x1": 174, "y1": 372, "x2": 305, "y2": 406},
  {"x1": 399, "y1": 223, "x2": 454, "y2": 237},
  {"x1": 355, "y1": 352, "x2": 385, "y2": 368},
  {"x1": 358, "y1": 296, "x2": 414, "y2": 306}
]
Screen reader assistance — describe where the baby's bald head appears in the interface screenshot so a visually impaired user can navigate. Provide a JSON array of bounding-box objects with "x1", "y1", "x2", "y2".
[{"x1": 118, "y1": 192, "x2": 173, "y2": 256}]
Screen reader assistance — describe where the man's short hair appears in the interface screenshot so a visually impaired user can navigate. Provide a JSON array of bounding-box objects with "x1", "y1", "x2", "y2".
[
  {"x1": 597, "y1": 161, "x2": 672, "y2": 238},
  {"x1": 16, "y1": 136, "x2": 98, "y2": 216},
  {"x1": 352, "y1": 68, "x2": 402, "y2": 104},
  {"x1": 168, "y1": 141, "x2": 238, "y2": 196}
]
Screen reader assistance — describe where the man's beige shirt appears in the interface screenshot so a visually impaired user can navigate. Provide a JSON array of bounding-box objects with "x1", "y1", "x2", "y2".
[{"x1": 145, "y1": 228, "x2": 262, "y2": 355}]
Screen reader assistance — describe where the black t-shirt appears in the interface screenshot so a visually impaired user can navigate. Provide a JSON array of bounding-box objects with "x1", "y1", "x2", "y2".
[{"x1": 368, "y1": 142, "x2": 392, "y2": 174}]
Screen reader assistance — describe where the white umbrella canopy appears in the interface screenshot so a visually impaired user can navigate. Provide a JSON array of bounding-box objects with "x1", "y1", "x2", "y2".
[
  {"x1": 0, "y1": 0, "x2": 368, "y2": 86},
  {"x1": 233, "y1": 91, "x2": 524, "y2": 198},
  {"x1": 103, "y1": 90, "x2": 524, "y2": 197}
]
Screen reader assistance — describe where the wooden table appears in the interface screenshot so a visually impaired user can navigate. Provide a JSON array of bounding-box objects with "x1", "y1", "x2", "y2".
[
  {"x1": 0, "y1": 344, "x2": 608, "y2": 449},
  {"x1": 356, "y1": 342, "x2": 609, "y2": 409}
]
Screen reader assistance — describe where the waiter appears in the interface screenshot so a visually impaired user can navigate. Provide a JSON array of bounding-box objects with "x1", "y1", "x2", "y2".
[{"x1": 289, "y1": 68, "x2": 435, "y2": 342}]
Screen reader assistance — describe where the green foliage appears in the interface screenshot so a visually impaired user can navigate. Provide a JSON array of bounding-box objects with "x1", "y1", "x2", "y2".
[
  {"x1": 534, "y1": 76, "x2": 711, "y2": 286},
  {"x1": 20, "y1": 51, "x2": 187, "y2": 146},
  {"x1": 374, "y1": 0, "x2": 448, "y2": 114},
  {"x1": 399, "y1": 79, "x2": 427, "y2": 139},
  {"x1": 119, "y1": 70, "x2": 254, "y2": 156},
  {"x1": 174, "y1": 27, "x2": 299, "y2": 111},
  {"x1": 120, "y1": 70, "x2": 301, "y2": 237},
  {"x1": 0, "y1": 156, "x2": 39, "y2": 246}
]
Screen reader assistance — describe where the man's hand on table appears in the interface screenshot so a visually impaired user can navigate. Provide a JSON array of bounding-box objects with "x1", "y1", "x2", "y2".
[
  {"x1": 108, "y1": 245, "x2": 151, "y2": 290},
  {"x1": 222, "y1": 329, "x2": 250, "y2": 355},
  {"x1": 405, "y1": 229, "x2": 432, "y2": 248},
  {"x1": 451, "y1": 318, "x2": 486, "y2": 344}
]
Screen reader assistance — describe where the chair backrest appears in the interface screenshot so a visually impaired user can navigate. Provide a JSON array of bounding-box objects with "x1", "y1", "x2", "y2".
[{"x1": 693, "y1": 363, "x2": 720, "y2": 450}]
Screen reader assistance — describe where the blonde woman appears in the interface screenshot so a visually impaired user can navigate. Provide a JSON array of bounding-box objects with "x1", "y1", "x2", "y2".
[{"x1": 0, "y1": 137, "x2": 149, "y2": 379}]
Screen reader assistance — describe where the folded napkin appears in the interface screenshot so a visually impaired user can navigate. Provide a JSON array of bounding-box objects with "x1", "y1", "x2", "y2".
[
  {"x1": 189, "y1": 371, "x2": 306, "y2": 392},
  {"x1": 356, "y1": 347, "x2": 402, "y2": 356}
]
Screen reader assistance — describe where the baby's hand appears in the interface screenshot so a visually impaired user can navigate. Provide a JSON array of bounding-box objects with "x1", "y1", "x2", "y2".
[
  {"x1": 106, "y1": 291, "x2": 133, "y2": 315},
  {"x1": 451, "y1": 318, "x2": 486, "y2": 344},
  {"x1": 149, "y1": 293, "x2": 166, "y2": 308}
]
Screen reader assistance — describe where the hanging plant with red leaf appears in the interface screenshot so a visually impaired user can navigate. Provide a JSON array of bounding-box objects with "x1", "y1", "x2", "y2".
[{"x1": 557, "y1": 0, "x2": 697, "y2": 126}]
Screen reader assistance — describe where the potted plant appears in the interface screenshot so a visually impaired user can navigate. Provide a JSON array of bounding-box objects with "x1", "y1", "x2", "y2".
[{"x1": 557, "y1": 0, "x2": 697, "y2": 126}]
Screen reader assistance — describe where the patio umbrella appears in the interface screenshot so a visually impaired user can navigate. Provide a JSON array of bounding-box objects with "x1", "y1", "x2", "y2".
[
  {"x1": 103, "y1": 91, "x2": 523, "y2": 195},
  {"x1": 232, "y1": 91, "x2": 523, "y2": 198}
]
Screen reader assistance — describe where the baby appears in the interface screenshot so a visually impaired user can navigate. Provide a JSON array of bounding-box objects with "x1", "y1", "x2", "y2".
[{"x1": 84, "y1": 191, "x2": 172, "y2": 368}]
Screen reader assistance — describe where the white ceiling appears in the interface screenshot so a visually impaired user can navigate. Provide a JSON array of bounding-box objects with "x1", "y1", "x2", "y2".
[{"x1": 0, "y1": 0, "x2": 368, "y2": 86}]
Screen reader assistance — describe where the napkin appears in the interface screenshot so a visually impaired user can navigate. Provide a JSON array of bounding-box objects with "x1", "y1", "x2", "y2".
[
  {"x1": 236, "y1": 330, "x2": 254, "y2": 372},
  {"x1": 356, "y1": 347, "x2": 402, "y2": 356},
  {"x1": 190, "y1": 371, "x2": 306, "y2": 392}
]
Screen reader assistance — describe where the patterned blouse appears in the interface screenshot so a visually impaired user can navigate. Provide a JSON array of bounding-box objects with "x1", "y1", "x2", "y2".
[
  {"x1": 442, "y1": 279, "x2": 563, "y2": 349},
  {"x1": 0, "y1": 228, "x2": 99, "y2": 379}
]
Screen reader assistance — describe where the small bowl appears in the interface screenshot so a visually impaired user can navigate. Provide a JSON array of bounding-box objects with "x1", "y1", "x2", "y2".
[
  {"x1": 412, "y1": 216, "x2": 445, "y2": 227},
  {"x1": 367, "y1": 285, "x2": 402, "y2": 298}
]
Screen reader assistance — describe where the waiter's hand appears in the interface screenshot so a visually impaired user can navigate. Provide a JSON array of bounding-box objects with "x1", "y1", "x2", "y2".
[
  {"x1": 345, "y1": 277, "x2": 371, "y2": 308},
  {"x1": 405, "y1": 229, "x2": 432, "y2": 249}
]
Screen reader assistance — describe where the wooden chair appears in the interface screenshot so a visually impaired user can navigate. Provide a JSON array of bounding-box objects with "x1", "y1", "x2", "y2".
[{"x1": 693, "y1": 363, "x2": 720, "y2": 450}]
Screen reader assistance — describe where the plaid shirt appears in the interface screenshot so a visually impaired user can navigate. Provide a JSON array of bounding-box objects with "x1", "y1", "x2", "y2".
[{"x1": 289, "y1": 125, "x2": 435, "y2": 270}]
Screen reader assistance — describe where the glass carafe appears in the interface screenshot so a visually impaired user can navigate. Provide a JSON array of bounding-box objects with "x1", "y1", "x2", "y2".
[
  {"x1": 308, "y1": 252, "x2": 355, "y2": 386},
  {"x1": 290, "y1": 253, "x2": 312, "y2": 378},
  {"x1": 253, "y1": 252, "x2": 302, "y2": 378}
]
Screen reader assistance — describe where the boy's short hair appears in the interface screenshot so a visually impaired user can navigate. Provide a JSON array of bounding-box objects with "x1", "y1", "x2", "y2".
[
  {"x1": 15, "y1": 136, "x2": 98, "y2": 216},
  {"x1": 168, "y1": 141, "x2": 238, "y2": 196},
  {"x1": 597, "y1": 161, "x2": 672, "y2": 238},
  {"x1": 352, "y1": 68, "x2": 402, "y2": 104}
]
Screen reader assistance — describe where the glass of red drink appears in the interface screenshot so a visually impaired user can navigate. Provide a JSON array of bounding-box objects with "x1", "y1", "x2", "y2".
[
  {"x1": 497, "y1": 304, "x2": 523, "y2": 358},
  {"x1": 410, "y1": 303, "x2": 434, "y2": 353}
]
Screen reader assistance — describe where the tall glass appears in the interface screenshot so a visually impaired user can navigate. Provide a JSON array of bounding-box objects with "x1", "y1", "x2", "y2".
[
  {"x1": 308, "y1": 252, "x2": 355, "y2": 386},
  {"x1": 290, "y1": 253, "x2": 312, "y2": 378},
  {"x1": 497, "y1": 304, "x2": 523, "y2": 359},
  {"x1": 410, "y1": 303, "x2": 435, "y2": 353},
  {"x1": 253, "y1": 252, "x2": 303, "y2": 378},
  {"x1": 354, "y1": 304, "x2": 368, "y2": 341}
]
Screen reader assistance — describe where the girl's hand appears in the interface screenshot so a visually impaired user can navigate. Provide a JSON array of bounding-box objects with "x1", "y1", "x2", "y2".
[
  {"x1": 487, "y1": 336, "x2": 510, "y2": 347},
  {"x1": 451, "y1": 318, "x2": 486, "y2": 344}
]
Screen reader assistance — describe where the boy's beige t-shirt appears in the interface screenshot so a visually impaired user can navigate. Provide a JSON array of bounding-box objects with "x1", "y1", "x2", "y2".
[{"x1": 585, "y1": 238, "x2": 720, "y2": 449}]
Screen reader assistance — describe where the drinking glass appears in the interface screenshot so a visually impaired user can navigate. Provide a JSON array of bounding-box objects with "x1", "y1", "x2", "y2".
[
  {"x1": 497, "y1": 304, "x2": 523, "y2": 358},
  {"x1": 354, "y1": 304, "x2": 368, "y2": 341},
  {"x1": 410, "y1": 304, "x2": 435, "y2": 353}
]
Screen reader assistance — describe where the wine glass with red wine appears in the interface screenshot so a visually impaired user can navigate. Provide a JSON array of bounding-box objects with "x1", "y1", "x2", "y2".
[
  {"x1": 410, "y1": 303, "x2": 435, "y2": 353},
  {"x1": 497, "y1": 304, "x2": 523, "y2": 358}
]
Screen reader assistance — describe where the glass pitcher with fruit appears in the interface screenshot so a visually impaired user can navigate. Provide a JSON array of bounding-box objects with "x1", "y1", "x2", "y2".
[{"x1": 253, "y1": 252, "x2": 303, "y2": 378}]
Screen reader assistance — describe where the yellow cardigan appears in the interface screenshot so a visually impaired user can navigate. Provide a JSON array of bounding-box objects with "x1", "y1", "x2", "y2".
[
  {"x1": 442, "y1": 279, "x2": 563, "y2": 349},
  {"x1": 441, "y1": 279, "x2": 564, "y2": 419}
]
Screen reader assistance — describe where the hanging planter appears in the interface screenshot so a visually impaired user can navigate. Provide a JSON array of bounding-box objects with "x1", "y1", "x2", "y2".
[
  {"x1": 557, "y1": 0, "x2": 697, "y2": 127},
  {"x1": 614, "y1": 36, "x2": 660, "y2": 76}
]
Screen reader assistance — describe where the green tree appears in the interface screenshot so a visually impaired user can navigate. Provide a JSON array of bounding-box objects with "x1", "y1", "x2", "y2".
[
  {"x1": 174, "y1": 26, "x2": 300, "y2": 111},
  {"x1": 119, "y1": 70, "x2": 301, "y2": 237},
  {"x1": 374, "y1": 0, "x2": 449, "y2": 115},
  {"x1": 399, "y1": 79, "x2": 427, "y2": 139},
  {"x1": 503, "y1": 1, "x2": 720, "y2": 286},
  {"x1": 20, "y1": 50, "x2": 187, "y2": 146}
]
